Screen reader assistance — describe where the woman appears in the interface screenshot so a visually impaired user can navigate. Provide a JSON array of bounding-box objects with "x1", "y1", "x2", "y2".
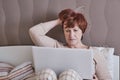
[{"x1": 29, "y1": 9, "x2": 112, "y2": 80}]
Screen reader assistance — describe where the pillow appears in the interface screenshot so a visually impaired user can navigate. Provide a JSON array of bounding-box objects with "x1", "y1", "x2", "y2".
[
  {"x1": 8, "y1": 61, "x2": 34, "y2": 80},
  {"x1": 0, "y1": 62, "x2": 14, "y2": 77},
  {"x1": 92, "y1": 47, "x2": 114, "y2": 78}
]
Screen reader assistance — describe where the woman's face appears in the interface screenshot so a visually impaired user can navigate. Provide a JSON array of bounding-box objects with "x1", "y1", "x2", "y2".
[{"x1": 63, "y1": 23, "x2": 83, "y2": 46}]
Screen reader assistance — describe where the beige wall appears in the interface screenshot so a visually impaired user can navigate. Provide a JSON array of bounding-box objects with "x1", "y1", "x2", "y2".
[{"x1": 0, "y1": 0, "x2": 120, "y2": 56}]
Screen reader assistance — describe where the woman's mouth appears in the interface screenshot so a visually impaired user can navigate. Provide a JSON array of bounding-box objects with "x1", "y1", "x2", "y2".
[{"x1": 69, "y1": 39, "x2": 76, "y2": 41}]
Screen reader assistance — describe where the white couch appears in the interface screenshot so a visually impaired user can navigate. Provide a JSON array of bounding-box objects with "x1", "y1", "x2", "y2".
[{"x1": 0, "y1": 46, "x2": 119, "y2": 80}]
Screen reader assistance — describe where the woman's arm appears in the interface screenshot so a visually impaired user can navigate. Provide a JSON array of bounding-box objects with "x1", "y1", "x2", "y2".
[{"x1": 29, "y1": 19, "x2": 63, "y2": 47}]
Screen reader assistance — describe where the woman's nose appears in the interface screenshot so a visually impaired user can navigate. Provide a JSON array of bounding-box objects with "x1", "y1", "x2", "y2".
[{"x1": 69, "y1": 31, "x2": 75, "y2": 38}]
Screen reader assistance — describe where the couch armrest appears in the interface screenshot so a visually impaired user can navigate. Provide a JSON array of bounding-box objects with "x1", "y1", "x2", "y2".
[{"x1": 113, "y1": 55, "x2": 119, "y2": 80}]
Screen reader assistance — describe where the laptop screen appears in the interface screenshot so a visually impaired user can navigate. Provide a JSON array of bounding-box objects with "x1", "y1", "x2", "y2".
[{"x1": 32, "y1": 47, "x2": 94, "y2": 79}]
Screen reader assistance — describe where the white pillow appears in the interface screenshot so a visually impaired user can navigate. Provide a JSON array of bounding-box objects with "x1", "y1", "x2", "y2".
[{"x1": 93, "y1": 47, "x2": 114, "y2": 78}]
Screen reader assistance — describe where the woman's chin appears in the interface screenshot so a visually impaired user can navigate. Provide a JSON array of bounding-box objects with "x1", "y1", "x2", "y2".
[{"x1": 68, "y1": 42, "x2": 77, "y2": 47}]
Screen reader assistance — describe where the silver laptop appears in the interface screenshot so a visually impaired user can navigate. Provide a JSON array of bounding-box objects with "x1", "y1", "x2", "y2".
[{"x1": 32, "y1": 47, "x2": 93, "y2": 79}]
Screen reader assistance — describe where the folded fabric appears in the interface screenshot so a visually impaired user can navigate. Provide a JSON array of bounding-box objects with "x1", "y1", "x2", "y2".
[
  {"x1": 0, "y1": 62, "x2": 14, "y2": 78},
  {"x1": 8, "y1": 61, "x2": 34, "y2": 80}
]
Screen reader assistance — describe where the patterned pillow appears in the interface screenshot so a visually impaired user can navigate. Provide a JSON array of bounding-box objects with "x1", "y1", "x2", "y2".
[
  {"x1": 36, "y1": 68, "x2": 57, "y2": 80},
  {"x1": 59, "y1": 69, "x2": 83, "y2": 80},
  {"x1": 0, "y1": 62, "x2": 14, "y2": 78},
  {"x1": 8, "y1": 61, "x2": 34, "y2": 80}
]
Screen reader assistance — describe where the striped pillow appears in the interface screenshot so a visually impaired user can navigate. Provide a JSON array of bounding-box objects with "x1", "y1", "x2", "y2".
[
  {"x1": 8, "y1": 61, "x2": 34, "y2": 80},
  {"x1": 0, "y1": 62, "x2": 14, "y2": 78}
]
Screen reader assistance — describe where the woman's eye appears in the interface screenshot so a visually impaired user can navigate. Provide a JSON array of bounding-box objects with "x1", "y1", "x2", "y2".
[
  {"x1": 65, "y1": 30, "x2": 70, "y2": 32},
  {"x1": 74, "y1": 29, "x2": 78, "y2": 32}
]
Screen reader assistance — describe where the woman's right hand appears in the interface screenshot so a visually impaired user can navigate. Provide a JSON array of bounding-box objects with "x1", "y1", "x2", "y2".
[{"x1": 93, "y1": 75, "x2": 98, "y2": 80}]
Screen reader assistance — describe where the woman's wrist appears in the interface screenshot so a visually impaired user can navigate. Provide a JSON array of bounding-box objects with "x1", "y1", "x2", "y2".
[{"x1": 56, "y1": 19, "x2": 62, "y2": 25}]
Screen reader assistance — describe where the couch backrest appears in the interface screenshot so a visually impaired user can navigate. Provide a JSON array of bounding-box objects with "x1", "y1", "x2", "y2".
[{"x1": 0, "y1": 46, "x2": 33, "y2": 66}]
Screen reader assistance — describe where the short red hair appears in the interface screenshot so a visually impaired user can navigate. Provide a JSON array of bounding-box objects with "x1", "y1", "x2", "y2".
[{"x1": 59, "y1": 9, "x2": 87, "y2": 33}]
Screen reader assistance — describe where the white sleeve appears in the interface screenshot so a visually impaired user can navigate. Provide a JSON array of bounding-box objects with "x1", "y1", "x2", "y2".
[{"x1": 29, "y1": 20, "x2": 63, "y2": 47}]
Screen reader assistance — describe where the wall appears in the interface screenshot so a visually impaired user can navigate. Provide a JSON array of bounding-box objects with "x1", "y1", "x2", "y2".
[{"x1": 0, "y1": 0, "x2": 120, "y2": 56}]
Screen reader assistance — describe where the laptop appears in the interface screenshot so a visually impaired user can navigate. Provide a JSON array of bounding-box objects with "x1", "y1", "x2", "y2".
[{"x1": 32, "y1": 47, "x2": 94, "y2": 79}]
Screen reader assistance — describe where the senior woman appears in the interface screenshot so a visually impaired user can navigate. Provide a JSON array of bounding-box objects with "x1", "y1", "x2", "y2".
[{"x1": 29, "y1": 9, "x2": 112, "y2": 80}]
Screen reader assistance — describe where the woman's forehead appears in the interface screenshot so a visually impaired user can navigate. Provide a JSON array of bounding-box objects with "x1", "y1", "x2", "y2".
[
  {"x1": 63, "y1": 23, "x2": 79, "y2": 29},
  {"x1": 64, "y1": 25, "x2": 79, "y2": 29}
]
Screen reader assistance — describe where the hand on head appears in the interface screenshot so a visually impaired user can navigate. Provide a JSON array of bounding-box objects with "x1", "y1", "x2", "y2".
[{"x1": 58, "y1": 9, "x2": 76, "y2": 22}]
